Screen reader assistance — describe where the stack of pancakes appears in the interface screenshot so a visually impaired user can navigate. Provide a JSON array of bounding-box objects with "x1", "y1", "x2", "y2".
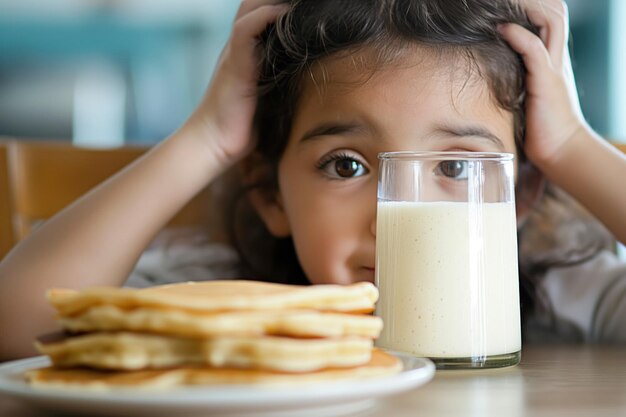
[{"x1": 28, "y1": 280, "x2": 402, "y2": 390}]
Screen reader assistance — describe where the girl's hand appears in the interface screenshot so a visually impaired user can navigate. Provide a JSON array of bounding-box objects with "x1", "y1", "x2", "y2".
[
  {"x1": 498, "y1": 0, "x2": 587, "y2": 169},
  {"x1": 501, "y1": 0, "x2": 626, "y2": 244},
  {"x1": 181, "y1": 0, "x2": 288, "y2": 169}
]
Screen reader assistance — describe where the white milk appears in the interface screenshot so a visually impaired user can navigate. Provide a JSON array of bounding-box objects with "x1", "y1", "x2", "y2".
[{"x1": 375, "y1": 201, "x2": 521, "y2": 358}]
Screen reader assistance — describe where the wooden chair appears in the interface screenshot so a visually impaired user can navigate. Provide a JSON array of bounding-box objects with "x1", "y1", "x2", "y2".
[
  {"x1": 1, "y1": 139, "x2": 213, "y2": 260},
  {"x1": 611, "y1": 141, "x2": 626, "y2": 154},
  {"x1": 0, "y1": 141, "x2": 14, "y2": 260}
]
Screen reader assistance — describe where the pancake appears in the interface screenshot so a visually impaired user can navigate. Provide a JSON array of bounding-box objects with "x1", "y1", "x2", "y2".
[
  {"x1": 26, "y1": 348, "x2": 402, "y2": 390},
  {"x1": 36, "y1": 332, "x2": 374, "y2": 372},
  {"x1": 48, "y1": 281, "x2": 378, "y2": 317},
  {"x1": 59, "y1": 305, "x2": 383, "y2": 339}
]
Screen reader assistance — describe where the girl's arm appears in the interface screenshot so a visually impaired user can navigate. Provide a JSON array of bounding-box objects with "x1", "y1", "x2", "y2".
[
  {"x1": 537, "y1": 128, "x2": 626, "y2": 245},
  {"x1": 0, "y1": 0, "x2": 288, "y2": 361},
  {"x1": 499, "y1": 0, "x2": 626, "y2": 244}
]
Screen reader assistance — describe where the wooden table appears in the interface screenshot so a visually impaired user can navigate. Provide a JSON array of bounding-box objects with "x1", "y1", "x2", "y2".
[
  {"x1": 375, "y1": 345, "x2": 626, "y2": 417},
  {"x1": 1, "y1": 345, "x2": 625, "y2": 416}
]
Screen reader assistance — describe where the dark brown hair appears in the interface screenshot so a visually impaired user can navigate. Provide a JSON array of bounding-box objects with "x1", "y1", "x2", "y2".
[
  {"x1": 254, "y1": 0, "x2": 535, "y2": 162},
  {"x1": 224, "y1": 0, "x2": 611, "y2": 324}
]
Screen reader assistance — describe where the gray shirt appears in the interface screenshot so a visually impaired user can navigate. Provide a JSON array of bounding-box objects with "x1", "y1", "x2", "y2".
[{"x1": 525, "y1": 250, "x2": 626, "y2": 343}]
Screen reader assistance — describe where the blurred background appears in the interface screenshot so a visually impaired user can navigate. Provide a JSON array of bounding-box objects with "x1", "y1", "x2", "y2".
[
  {"x1": 0, "y1": 0, "x2": 238, "y2": 146},
  {"x1": 0, "y1": 0, "x2": 624, "y2": 146}
]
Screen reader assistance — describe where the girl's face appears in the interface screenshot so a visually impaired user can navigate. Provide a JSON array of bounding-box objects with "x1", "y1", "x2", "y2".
[{"x1": 255, "y1": 49, "x2": 517, "y2": 285}]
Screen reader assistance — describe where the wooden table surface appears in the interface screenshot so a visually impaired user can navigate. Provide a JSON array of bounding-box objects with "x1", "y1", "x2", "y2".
[{"x1": 1, "y1": 345, "x2": 625, "y2": 416}]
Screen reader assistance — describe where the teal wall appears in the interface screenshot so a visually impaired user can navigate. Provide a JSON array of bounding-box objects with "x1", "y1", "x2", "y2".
[{"x1": 571, "y1": 2, "x2": 610, "y2": 135}]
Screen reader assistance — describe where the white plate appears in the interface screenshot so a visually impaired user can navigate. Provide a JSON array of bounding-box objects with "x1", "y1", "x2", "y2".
[{"x1": 0, "y1": 353, "x2": 434, "y2": 417}]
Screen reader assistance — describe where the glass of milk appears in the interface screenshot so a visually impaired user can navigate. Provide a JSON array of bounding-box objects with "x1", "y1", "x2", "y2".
[{"x1": 375, "y1": 151, "x2": 521, "y2": 369}]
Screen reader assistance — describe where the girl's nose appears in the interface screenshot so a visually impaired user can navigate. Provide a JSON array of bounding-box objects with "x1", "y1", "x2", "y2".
[{"x1": 370, "y1": 215, "x2": 376, "y2": 237}]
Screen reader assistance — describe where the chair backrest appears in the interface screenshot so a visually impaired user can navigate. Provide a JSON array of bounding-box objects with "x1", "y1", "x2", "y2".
[
  {"x1": 1, "y1": 139, "x2": 213, "y2": 259},
  {"x1": 0, "y1": 141, "x2": 15, "y2": 259},
  {"x1": 611, "y1": 142, "x2": 626, "y2": 154}
]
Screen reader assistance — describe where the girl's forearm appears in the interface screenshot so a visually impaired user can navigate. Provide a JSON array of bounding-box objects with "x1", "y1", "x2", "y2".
[
  {"x1": 0, "y1": 129, "x2": 225, "y2": 360},
  {"x1": 536, "y1": 126, "x2": 626, "y2": 245}
]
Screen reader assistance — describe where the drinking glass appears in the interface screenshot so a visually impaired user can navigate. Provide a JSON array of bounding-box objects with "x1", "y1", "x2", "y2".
[{"x1": 375, "y1": 151, "x2": 521, "y2": 369}]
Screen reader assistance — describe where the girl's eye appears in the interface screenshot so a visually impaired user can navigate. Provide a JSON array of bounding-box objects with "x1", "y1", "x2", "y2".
[
  {"x1": 435, "y1": 160, "x2": 468, "y2": 180},
  {"x1": 317, "y1": 154, "x2": 369, "y2": 179},
  {"x1": 334, "y1": 159, "x2": 363, "y2": 177}
]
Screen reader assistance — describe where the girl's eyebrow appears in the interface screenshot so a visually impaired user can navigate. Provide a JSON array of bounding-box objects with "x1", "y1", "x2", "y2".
[
  {"x1": 298, "y1": 121, "x2": 506, "y2": 151},
  {"x1": 433, "y1": 124, "x2": 506, "y2": 151},
  {"x1": 299, "y1": 122, "x2": 370, "y2": 143}
]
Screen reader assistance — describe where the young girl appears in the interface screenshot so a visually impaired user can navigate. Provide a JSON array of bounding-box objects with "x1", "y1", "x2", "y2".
[{"x1": 1, "y1": 0, "x2": 625, "y2": 360}]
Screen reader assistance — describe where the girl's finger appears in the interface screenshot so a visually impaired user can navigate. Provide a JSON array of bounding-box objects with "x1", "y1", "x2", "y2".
[
  {"x1": 522, "y1": 0, "x2": 569, "y2": 66},
  {"x1": 232, "y1": 4, "x2": 288, "y2": 44},
  {"x1": 235, "y1": 0, "x2": 286, "y2": 21},
  {"x1": 500, "y1": 22, "x2": 582, "y2": 118},
  {"x1": 498, "y1": 22, "x2": 552, "y2": 86}
]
